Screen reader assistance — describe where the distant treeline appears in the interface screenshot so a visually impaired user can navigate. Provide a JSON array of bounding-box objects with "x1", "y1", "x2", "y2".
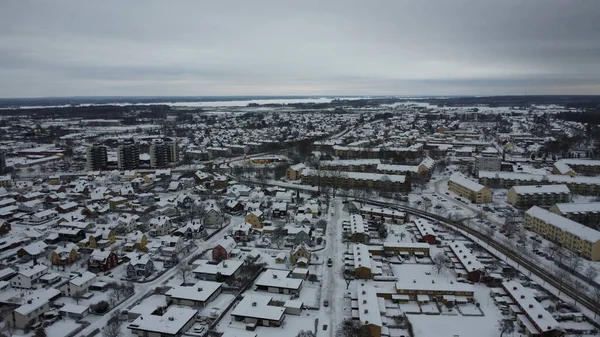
[
  {"x1": 557, "y1": 111, "x2": 600, "y2": 125},
  {"x1": 0, "y1": 104, "x2": 172, "y2": 119}
]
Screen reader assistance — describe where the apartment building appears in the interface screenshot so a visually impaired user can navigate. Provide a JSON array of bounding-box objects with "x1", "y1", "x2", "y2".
[
  {"x1": 301, "y1": 169, "x2": 410, "y2": 192},
  {"x1": 474, "y1": 156, "x2": 501, "y2": 174},
  {"x1": 285, "y1": 163, "x2": 305, "y2": 180},
  {"x1": 502, "y1": 281, "x2": 561, "y2": 337},
  {"x1": 86, "y1": 143, "x2": 107, "y2": 171},
  {"x1": 478, "y1": 171, "x2": 600, "y2": 195},
  {"x1": 149, "y1": 137, "x2": 178, "y2": 168},
  {"x1": 524, "y1": 206, "x2": 600, "y2": 260},
  {"x1": 446, "y1": 242, "x2": 485, "y2": 282},
  {"x1": 507, "y1": 185, "x2": 570, "y2": 209},
  {"x1": 448, "y1": 173, "x2": 492, "y2": 204},
  {"x1": 553, "y1": 159, "x2": 600, "y2": 176},
  {"x1": 319, "y1": 159, "x2": 380, "y2": 172},
  {"x1": 354, "y1": 282, "x2": 383, "y2": 337},
  {"x1": 117, "y1": 139, "x2": 140, "y2": 170},
  {"x1": 549, "y1": 202, "x2": 600, "y2": 227}
]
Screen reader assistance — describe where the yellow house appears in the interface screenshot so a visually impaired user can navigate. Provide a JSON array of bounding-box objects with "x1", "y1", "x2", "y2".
[
  {"x1": 109, "y1": 197, "x2": 128, "y2": 210},
  {"x1": 285, "y1": 163, "x2": 306, "y2": 180},
  {"x1": 245, "y1": 210, "x2": 264, "y2": 229},
  {"x1": 290, "y1": 243, "x2": 311, "y2": 266},
  {"x1": 448, "y1": 173, "x2": 492, "y2": 204},
  {"x1": 525, "y1": 206, "x2": 600, "y2": 261},
  {"x1": 125, "y1": 231, "x2": 148, "y2": 252},
  {"x1": 50, "y1": 243, "x2": 78, "y2": 265},
  {"x1": 88, "y1": 229, "x2": 116, "y2": 249}
]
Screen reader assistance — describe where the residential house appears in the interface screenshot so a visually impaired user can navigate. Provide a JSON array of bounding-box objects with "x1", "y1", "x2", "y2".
[
  {"x1": 255, "y1": 269, "x2": 303, "y2": 295},
  {"x1": 127, "y1": 306, "x2": 197, "y2": 337},
  {"x1": 124, "y1": 231, "x2": 148, "y2": 252},
  {"x1": 233, "y1": 222, "x2": 253, "y2": 242},
  {"x1": 17, "y1": 241, "x2": 48, "y2": 261},
  {"x1": 160, "y1": 235, "x2": 184, "y2": 256},
  {"x1": 166, "y1": 280, "x2": 222, "y2": 308},
  {"x1": 149, "y1": 216, "x2": 172, "y2": 237},
  {"x1": 6, "y1": 288, "x2": 61, "y2": 329},
  {"x1": 231, "y1": 294, "x2": 286, "y2": 327},
  {"x1": 88, "y1": 250, "x2": 119, "y2": 272},
  {"x1": 192, "y1": 259, "x2": 244, "y2": 282},
  {"x1": 203, "y1": 201, "x2": 224, "y2": 228},
  {"x1": 272, "y1": 202, "x2": 288, "y2": 217},
  {"x1": 61, "y1": 271, "x2": 96, "y2": 296},
  {"x1": 10, "y1": 264, "x2": 48, "y2": 289},
  {"x1": 172, "y1": 220, "x2": 205, "y2": 239},
  {"x1": 289, "y1": 243, "x2": 311, "y2": 267},
  {"x1": 126, "y1": 254, "x2": 155, "y2": 279},
  {"x1": 287, "y1": 226, "x2": 312, "y2": 245},
  {"x1": 50, "y1": 243, "x2": 78, "y2": 265},
  {"x1": 212, "y1": 236, "x2": 237, "y2": 262},
  {"x1": 225, "y1": 199, "x2": 244, "y2": 213},
  {"x1": 245, "y1": 210, "x2": 265, "y2": 229}
]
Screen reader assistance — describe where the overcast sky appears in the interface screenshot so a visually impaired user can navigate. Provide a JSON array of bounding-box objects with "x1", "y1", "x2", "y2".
[{"x1": 1, "y1": 0, "x2": 599, "y2": 97}]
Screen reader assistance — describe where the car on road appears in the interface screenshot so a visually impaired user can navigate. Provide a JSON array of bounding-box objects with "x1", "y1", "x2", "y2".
[
  {"x1": 327, "y1": 258, "x2": 333, "y2": 267},
  {"x1": 323, "y1": 300, "x2": 329, "y2": 307}
]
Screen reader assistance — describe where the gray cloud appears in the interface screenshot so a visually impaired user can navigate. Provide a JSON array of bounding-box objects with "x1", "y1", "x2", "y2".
[{"x1": 1, "y1": 0, "x2": 599, "y2": 97}]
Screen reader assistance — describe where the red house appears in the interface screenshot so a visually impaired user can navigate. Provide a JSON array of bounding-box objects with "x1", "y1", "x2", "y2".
[
  {"x1": 414, "y1": 219, "x2": 437, "y2": 244},
  {"x1": 212, "y1": 236, "x2": 237, "y2": 262},
  {"x1": 233, "y1": 223, "x2": 253, "y2": 242},
  {"x1": 88, "y1": 250, "x2": 119, "y2": 272}
]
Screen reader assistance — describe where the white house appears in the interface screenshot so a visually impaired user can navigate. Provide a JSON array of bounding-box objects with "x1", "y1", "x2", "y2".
[
  {"x1": 61, "y1": 271, "x2": 97, "y2": 296},
  {"x1": 10, "y1": 265, "x2": 48, "y2": 289}
]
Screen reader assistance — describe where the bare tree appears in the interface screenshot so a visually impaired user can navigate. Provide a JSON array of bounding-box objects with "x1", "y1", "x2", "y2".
[
  {"x1": 336, "y1": 318, "x2": 367, "y2": 337},
  {"x1": 316, "y1": 219, "x2": 327, "y2": 234},
  {"x1": 176, "y1": 261, "x2": 193, "y2": 285},
  {"x1": 567, "y1": 251, "x2": 583, "y2": 272},
  {"x1": 432, "y1": 253, "x2": 452, "y2": 274},
  {"x1": 555, "y1": 268, "x2": 572, "y2": 296},
  {"x1": 484, "y1": 225, "x2": 495, "y2": 239},
  {"x1": 502, "y1": 217, "x2": 521, "y2": 237},
  {"x1": 584, "y1": 265, "x2": 599, "y2": 282},
  {"x1": 544, "y1": 241, "x2": 560, "y2": 258},
  {"x1": 422, "y1": 198, "x2": 433, "y2": 212},
  {"x1": 296, "y1": 330, "x2": 316, "y2": 337},
  {"x1": 555, "y1": 247, "x2": 568, "y2": 265},
  {"x1": 72, "y1": 291, "x2": 84, "y2": 305},
  {"x1": 497, "y1": 319, "x2": 514, "y2": 337},
  {"x1": 399, "y1": 232, "x2": 407, "y2": 242},
  {"x1": 572, "y1": 279, "x2": 588, "y2": 307},
  {"x1": 271, "y1": 223, "x2": 286, "y2": 249},
  {"x1": 102, "y1": 322, "x2": 121, "y2": 337},
  {"x1": 34, "y1": 328, "x2": 47, "y2": 337},
  {"x1": 531, "y1": 239, "x2": 541, "y2": 252}
]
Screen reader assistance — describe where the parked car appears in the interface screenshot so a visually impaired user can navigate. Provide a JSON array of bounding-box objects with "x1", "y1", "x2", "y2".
[{"x1": 323, "y1": 300, "x2": 329, "y2": 307}]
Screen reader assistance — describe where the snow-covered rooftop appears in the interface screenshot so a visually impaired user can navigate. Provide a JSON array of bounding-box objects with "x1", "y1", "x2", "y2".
[{"x1": 525, "y1": 206, "x2": 600, "y2": 243}]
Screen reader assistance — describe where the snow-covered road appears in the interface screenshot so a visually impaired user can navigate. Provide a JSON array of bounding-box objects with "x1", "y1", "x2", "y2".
[{"x1": 77, "y1": 221, "x2": 235, "y2": 336}]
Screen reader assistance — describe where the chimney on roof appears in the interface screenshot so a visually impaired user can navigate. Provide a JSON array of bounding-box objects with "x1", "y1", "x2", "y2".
[{"x1": 529, "y1": 304, "x2": 534, "y2": 308}]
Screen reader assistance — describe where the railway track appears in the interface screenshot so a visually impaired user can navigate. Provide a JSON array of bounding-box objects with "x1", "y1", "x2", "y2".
[
  {"x1": 232, "y1": 178, "x2": 600, "y2": 316},
  {"x1": 356, "y1": 197, "x2": 600, "y2": 317}
]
